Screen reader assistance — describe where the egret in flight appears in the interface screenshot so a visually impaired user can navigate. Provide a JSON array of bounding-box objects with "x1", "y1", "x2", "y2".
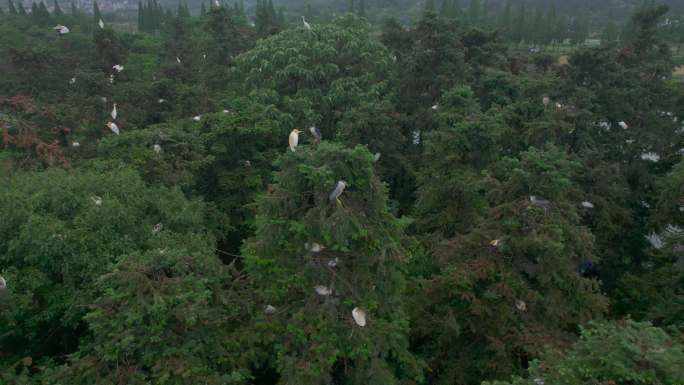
[
  {"x1": 288, "y1": 129, "x2": 301, "y2": 152},
  {"x1": 329, "y1": 181, "x2": 347, "y2": 205},
  {"x1": 309, "y1": 126, "x2": 322, "y2": 144}
]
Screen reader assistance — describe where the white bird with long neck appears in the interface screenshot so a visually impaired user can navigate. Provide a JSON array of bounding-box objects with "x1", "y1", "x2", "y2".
[
  {"x1": 111, "y1": 103, "x2": 117, "y2": 120},
  {"x1": 329, "y1": 180, "x2": 347, "y2": 204},
  {"x1": 302, "y1": 16, "x2": 312, "y2": 30},
  {"x1": 288, "y1": 129, "x2": 301, "y2": 152},
  {"x1": 106, "y1": 122, "x2": 119, "y2": 135},
  {"x1": 352, "y1": 307, "x2": 367, "y2": 327}
]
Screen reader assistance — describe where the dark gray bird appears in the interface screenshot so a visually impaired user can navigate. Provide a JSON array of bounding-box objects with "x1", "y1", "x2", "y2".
[
  {"x1": 309, "y1": 126, "x2": 322, "y2": 144},
  {"x1": 329, "y1": 181, "x2": 347, "y2": 204}
]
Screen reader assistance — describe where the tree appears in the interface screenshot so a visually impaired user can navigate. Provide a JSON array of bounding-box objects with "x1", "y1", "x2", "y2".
[
  {"x1": 602, "y1": 20, "x2": 620, "y2": 43},
  {"x1": 17, "y1": 2, "x2": 26, "y2": 15},
  {"x1": 8, "y1": 0, "x2": 17, "y2": 14},
  {"x1": 243, "y1": 142, "x2": 423, "y2": 385},
  {"x1": 200, "y1": 1, "x2": 206, "y2": 15},
  {"x1": 53, "y1": 0, "x2": 62, "y2": 16},
  {"x1": 499, "y1": 0, "x2": 512, "y2": 35},
  {"x1": 424, "y1": 0, "x2": 436, "y2": 15},
  {"x1": 358, "y1": 0, "x2": 365, "y2": 18},
  {"x1": 93, "y1": 0, "x2": 101, "y2": 24},
  {"x1": 468, "y1": 0, "x2": 481, "y2": 26},
  {"x1": 484, "y1": 320, "x2": 684, "y2": 385},
  {"x1": 70, "y1": 0, "x2": 77, "y2": 15}
]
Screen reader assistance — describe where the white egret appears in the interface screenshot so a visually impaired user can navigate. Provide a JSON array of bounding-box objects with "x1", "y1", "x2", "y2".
[
  {"x1": 0, "y1": 276, "x2": 6, "y2": 290},
  {"x1": 581, "y1": 201, "x2": 595, "y2": 209},
  {"x1": 214, "y1": 0, "x2": 220, "y2": 7},
  {"x1": 112, "y1": 64, "x2": 124, "y2": 72},
  {"x1": 192, "y1": 115, "x2": 201, "y2": 122},
  {"x1": 314, "y1": 286, "x2": 332, "y2": 296},
  {"x1": 109, "y1": 74, "x2": 114, "y2": 84},
  {"x1": 91, "y1": 196, "x2": 103, "y2": 206},
  {"x1": 327, "y1": 257, "x2": 339, "y2": 268},
  {"x1": 176, "y1": 57, "x2": 181, "y2": 64},
  {"x1": 111, "y1": 103, "x2": 117, "y2": 120},
  {"x1": 72, "y1": 141, "x2": 80, "y2": 147},
  {"x1": 373, "y1": 152, "x2": 381, "y2": 162},
  {"x1": 264, "y1": 305, "x2": 276, "y2": 315},
  {"x1": 98, "y1": 19, "x2": 105, "y2": 29},
  {"x1": 490, "y1": 239, "x2": 502, "y2": 247},
  {"x1": 431, "y1": 104, "x2": 439, "y2": 110},
  {"x1": 645, "y1": 232, "x2": 664, "y2": 249},
  {"x1": 305, "y1": 242, "x2": 325, "y2": 254},
  {"x1": 542, "y1": 96, "x2": 550, "y2": 106},
  {"x1": 308, "y1": 126, "x2": 322, "y2": 144},
  {"x1": 106, "y1": 122, "x2": 120, "y2": 135},
  {"x1": 158, "y1": 99, "x2": 165, "y2": 103},
  {"x1": 222, "y1": 109, "x2": 230, "y2": 113},
  {"x1": 329, "y1": 181, "x2": 347, "y2": 204},
  {"x1": 69, "y1": 77, "x2": 76, "y2": 85},
  {"x1": 53, "y1": 25, "x2": 70, "y2": 34},
  {"x1": 302, "y1": 16, "x2": 312, "y2": 30},
  {"x1": 153, "y1": 144, "x2": 161, "y2": 154},
  {"x1": 515, "y1": 299, "x2": 527, "y2": 312},
  {"x1": 641, "y1": 152, "x2": 660, "y2": 162},
  {"x1": 352, "y1": 307, "x2": 367, "y2": 327},
  {"x1": 618, "y1": 121, "x2": 628, "y2": 130},
  {"x1": 152, "y1": 223, "x2": 163, "y2": 233},
  {"x1": 288, "y1": 129, "x2": 301, "y2": 152}
]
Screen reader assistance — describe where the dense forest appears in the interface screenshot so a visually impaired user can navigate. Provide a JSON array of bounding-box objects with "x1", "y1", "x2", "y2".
[{"x1": 1, "y1": 0, "x2": 684, "y2": 384}]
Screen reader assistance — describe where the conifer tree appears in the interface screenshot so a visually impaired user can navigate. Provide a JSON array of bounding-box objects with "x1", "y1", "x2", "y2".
[
  {"x1": 17, "y1": 2, "x2": 27, "y2": 15},
  {"x1": 440, "y1": 0, "x2": 450, "y2": 18},
  {"x1": 200, "y1": 1, "x2": 205, "y2": 15},
  {"x1": 9, "y1": 0, "x2": 17, "y2": 14},
  {"x1": 358, "y1": 0, "x2": 365, "y2": 18},
  {"x1": 348, "y1": 0, "x2": 354, "y2": 14},
  {"x1": 244, "y1": 143, "x2": 422, "y2": 385},
  {"x1": 53, "y1": 0, "x2": 62, "y2": 15},
  {"x1": 499, "y1": 0, "x2": 512, "y2": 35},
  {"x1": 305, "y1": 0, "x2": 312, "y2": 21},
  {"x1": 93, "y1": 0, "x2": 101, "y2": 23},
  {"x1": 468, "y1": 0, "x2": 480, "y2": 25},
  {"x1": 70, "y1": 0, "x2": 77, "y2": 15},
  {"x1": 424, "y1": 0, "x2": 435, "y2": 15}
]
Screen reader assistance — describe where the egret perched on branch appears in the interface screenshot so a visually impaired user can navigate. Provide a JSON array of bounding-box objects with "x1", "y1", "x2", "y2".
[
  {"x1": 152, "y1": 223, "x2": 163, "y2": 233},
  {"x1": 176, "y1": 57, "x2": 182, "y2": 64},
  {"x1": 91, "y1": 196, "x2": 103, "y2": 206},
  {"x1": 53, "y1": 24, "x2": 70, "y2": 34},
  {"x1": 305, "y1": 242, "x2": 325, "y2": 254},
  {"x1": 111, "y1": 103, "x2": 117, "y2": 120},
  {"x1": 641, "y1": 152, "x2": 660, "y2": 162},
  {"x1": 431, "y1": 104, "x2": 439, "y2": 111},
  {"x1": 308, "y1": 126, "x2": 322, "y2": 144},
  {"x1": 153, "y1": 144, "x2": 161, "y2": 154},
  {"x1": 329, "y1": 180, "x2": 347, "y2": 205},
  {"x1": 515, "y1": 299, "x2": 527, "y2": 312},
  {"x1": 618, "y1": 121, "x2": 628, "y2": 130},
  {"x1": 69, "y1": 77, "x2": 76, "y2": 85},
  {"x1": 352, "y1": 307, "x2": 367, "y2": 327},
  {"x1": 214, "y1": 0, "x2": 220, "y2": 7},
  {"x1": 314, "y1": 286, "x2": 332, "y2": 296},
  {"x1": 112, "y1": 64, "x2": 124, "y2": 72},
  {"x1": 302, "y1": 16, "x2": 312, "y2": 30},
  {"x1": 106, "y1": 122, "x2": 120, "y2": 135},
  {"x1": 72, "y1": 141, "x2": 80, "y2": 148},
  {"x1": 98, "y1": 19, "x2": 105, "y2": 29},
  {"x1": 542, "y1": 96, "x2": 550, "y2": 107},
  {"x1": 288, "y1": 129, "x2": 301, "y2": 152},
  {"x1": 192, "y1": 115, "x2": 201, "y2": 122},
  {"x1": 581, "y1": 201, "x2": 595, "y2": 209},
  {"x1": 373, "y1": 152, "x2": 381, "y2": 162}
]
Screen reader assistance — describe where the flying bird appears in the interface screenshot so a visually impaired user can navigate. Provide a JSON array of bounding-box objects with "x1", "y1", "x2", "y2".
[
  {"x1": 329, "y1": 180, "x2": 347, "y2": 204},
  {"x1": 288, "y1": 129, "x2": 301, "y2": 152},
  {"x1": 98, "y1": 18, "x2": 105, "y2": 29},
  {"x1": 308, "y1": 126, "x2": 322, "y2": 144},
  {"x1": 106, "y1": 122, "x2": 120, "y2": 135},
  {"x1": 314, "y1": 286, "x2": 332, "y2": 296},
  {"x1": 111, "y1": 103, "x2": 117, "y2": 120},
  {"x1": 112, "y1": 64, "x2": 124, "y2": 72},
  {"x1": 352, "y1": 307, "x2": 367, "y2": 327},
  {"x1": 302, "y1": 16, "x2": 312, "y2": 30}
]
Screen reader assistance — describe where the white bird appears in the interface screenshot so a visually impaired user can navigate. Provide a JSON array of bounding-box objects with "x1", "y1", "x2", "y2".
[
  {"x1": 641, "y1": 152, "x2": 660, "y2": 162},
  {"x1": 288, "y1": 129, "x2": 301, "y2": 152},
  {"x1": 106, "y1": 122, "x2": 120, "y2": 135},
  {"x1": 314, "y1": 285, "x2": 332, "y2": 296},
  {"x1": 264, "y1": 305, "x2": 276, "y2": 315},
  {"x1": 69, "y1": 77, "x2": 76, "y2": 85},
  {"x1": 581, "y1": 201, "x2": 595, "y2": 209},
  {"x1": 515, "y1": 299, "x2": 527, "y2": 312},
  {"x1": 158, "y1": 99, "x2": 165, "y2": 103},
  {"x1": 352, "y1": 307, "x2": 367, "y2": 327},
  {"x1": 542, "y1": 96, "x2": 550, "y2": 106},
  {"x1": 109, "y1": 74, "x2": 114, "y2": 84},
  {"x1": 327, "y1": 257, "x2": 339, "y2": 268},
  {"x1": 373, "y1": 152, "x2": 381, "y2": 162},
  {"x1": 222, "y1": 109, "x2": 230, "y2": 113},
  {"x1": 176, "y1": 57, "x2": 181, "y2": 64},
  {"x1": 555, "y1": 102, "x2": 562, "y2": 109},
  {"x1": 214, "y1": 0, "x2": 220, "y2": 7},
  {"x1": 305, "y1": 242, "x2": 325, "y2": 253},
  {"x1": 431, "y1": 104, "x2": 439, "y2": 110},
  {"x1": 152, "y1": 223, "x2": 163, "y2": 233},
  {"x1": 72, "y1": 141, "x2": 80, "y2": 147},
  {"x1": 192, "y1": 115, "x2": 201, "y2": 122},
  {"x1": 53, "y1": 24, "x2": 70, "y2": 34},
  {"x1": 618, "y1": 121, "x2": 628, "y2": 130},
  {"x1": 98, "y1": 18, "x2": 105, "y2": 29},
  {"x1": 645, "y1": 232, "x2": 664, "y2": 249},
  {"x1": 112, "y1": 64, "x2": 124, "y2": 72},
  {"x1": 490, "y1": 239, "x2": 502, "y2": 247},
  {"x1": 302, "y1": 16, "x2": 312, "y2": 30},
  {"x1": 203, "y1": 53, "x2": 207, "y2": 60},
  {"x1": 329, "y1": 180, "x2": 347, "y2": 204},
  {"x1": 111, "y1": 103, "x2": 117, "y2": 120},
  {"x1": 101, "y1": 97, "x2": 107, "y2": 103},
  {"x1": 308, "y1": 126, "x2": 322, "y2": 144},
  {"x1": 0, "y1": 276, "x2": 6, "y2": 290},
  {"x1": 91, "y1": 196, "x2": 103, "y2": 206},
  {"x1": 153, "y1": 144, "x2": 161, "y2": 154}
]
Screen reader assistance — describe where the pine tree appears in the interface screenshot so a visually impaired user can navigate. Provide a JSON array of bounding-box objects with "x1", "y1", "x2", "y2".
[
  {"x1": 9, "y1": 0, "x2": 17, "y2": 14},
  {"x1": 53, "y1": 0, "x2": 62, "y2": 15},
  {"x1": 348, "y1": 0, "x2": 354, "y2": 14},
  {"x1": 440, "y1": 0, "x2": 450, "y2": 18},
  {"x1": 38, "y1": 1, "x2": 51, "y2": 24},
  {"x1": 358, "y1": 0, "x2": 365, "y2": 18},
  {"x1": 305, "y1": 1, "x2": 312, "y2": 21},
  {"x1": 17, "y1": 2, "x2": 26, "y2": 15},
  {"x1": 93, "y1": 0, "x2": 101, "y2": 23},
  {"x1": 30, "y1": 2, "x2": 39, "y2": 22},
  {"x1": 200, "y1": 1, "x2": 206, "y2": 15},
  {"x1": 499, "y1": 0, "x2": 511, "y2": 34},
  {"x1": 137, "y1": 0, "x2": 143, "y2": 30},
  {"x1": 424, "y1": 0, "x2": 435, "y2": 15},
  {"x1": 70, "y1": 0, "x2": 76, "y2": 15},
  {"x1": 468, "y1": 0, "x2": 480, "y2": 25},
  {"x1": 513, "y1": 0, "x2": 526, "y2": 42}
]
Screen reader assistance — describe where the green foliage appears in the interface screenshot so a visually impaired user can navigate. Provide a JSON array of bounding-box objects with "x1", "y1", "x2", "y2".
[{"x1": 485, "y1": 320, "x2": 684, "y2": 385}]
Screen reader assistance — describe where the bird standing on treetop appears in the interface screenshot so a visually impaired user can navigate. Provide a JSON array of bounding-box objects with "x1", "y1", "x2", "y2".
[
  {"x1": 309, "y1": 126, "x2": 322, "y2": 144},
  {"x1": 302, "y1": 16, "x2": 312, "y2": 31},
  {"x1": 289, "y1": 129, "x2": 301, "y2": 152},
  {"x1": 329, "y1": 181, "x2": 347, "y2": 205}
]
